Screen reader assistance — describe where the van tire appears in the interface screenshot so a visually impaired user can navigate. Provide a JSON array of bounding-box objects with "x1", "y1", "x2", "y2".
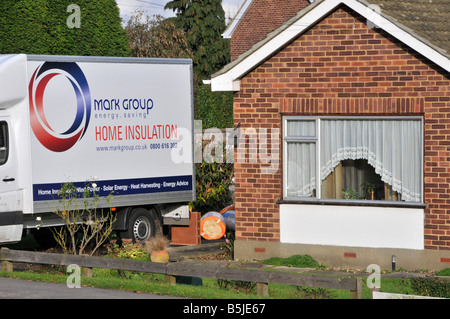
[{"x1": 120, "y1": 208, "x2": 156, "y2": 243}]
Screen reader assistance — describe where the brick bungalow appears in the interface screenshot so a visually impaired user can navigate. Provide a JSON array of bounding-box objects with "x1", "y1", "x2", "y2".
[{"x1": 211, "y1": 0, "x2": 450, "y2": 270}]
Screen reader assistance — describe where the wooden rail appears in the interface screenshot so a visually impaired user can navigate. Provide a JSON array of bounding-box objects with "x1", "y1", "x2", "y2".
[{"x1": 0, "y1": 248, "x2": 363, "y2": 299}]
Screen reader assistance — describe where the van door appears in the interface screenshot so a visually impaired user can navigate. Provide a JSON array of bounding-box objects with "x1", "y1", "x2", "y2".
[{"x1": 0, "y1": 118, "x2": 23, "y2": 243}]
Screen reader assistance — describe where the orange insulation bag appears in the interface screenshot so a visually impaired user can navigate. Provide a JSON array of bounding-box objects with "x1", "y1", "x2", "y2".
[{"x1": 200, "y1": 211, "x2": 226, "y2": 240}]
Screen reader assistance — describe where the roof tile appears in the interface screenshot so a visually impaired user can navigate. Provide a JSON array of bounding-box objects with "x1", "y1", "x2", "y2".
[{"x1": 364, "y1": 0, "x2": 450, "y2": 55}]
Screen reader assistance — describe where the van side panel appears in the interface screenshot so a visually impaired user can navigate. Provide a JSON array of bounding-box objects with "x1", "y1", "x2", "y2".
[{"x1": 27, "y1": 56, "x2": 195, "y2": 215}]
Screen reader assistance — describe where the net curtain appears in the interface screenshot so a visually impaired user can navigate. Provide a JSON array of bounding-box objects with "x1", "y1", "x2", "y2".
[{"x1": 320, "y1": 119, "x2": 422, "y2": 202}]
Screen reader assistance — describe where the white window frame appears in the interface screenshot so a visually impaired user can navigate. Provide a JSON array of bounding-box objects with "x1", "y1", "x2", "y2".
[{"x1": 282, "y1": 116, "x2": 424, "y2": 204}]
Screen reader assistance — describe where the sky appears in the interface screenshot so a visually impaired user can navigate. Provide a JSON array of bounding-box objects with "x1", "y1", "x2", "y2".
[{"x1": 115, "y1": 0, "x2": 245, "y2": 24}]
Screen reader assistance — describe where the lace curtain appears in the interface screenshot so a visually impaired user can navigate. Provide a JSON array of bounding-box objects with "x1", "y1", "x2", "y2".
[
  {"x1": 287, "y1": 142, "x2": 316, "y2": 197},
  {"x1": 286, "y1": 119, "x2": 422, "y2": 202},
  {"x1": 321, "y1": 119, "x2": 422, "y2": 202}
]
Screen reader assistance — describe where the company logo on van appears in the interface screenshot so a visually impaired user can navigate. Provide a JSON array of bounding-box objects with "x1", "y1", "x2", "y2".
[{"x1": 29, "y1": 62, "x2": 91, "y2": 152}]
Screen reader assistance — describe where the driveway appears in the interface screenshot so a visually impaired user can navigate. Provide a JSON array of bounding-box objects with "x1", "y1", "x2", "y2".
[{"x1": 0, "y1": 277, "x2": 180, "y2": 299}]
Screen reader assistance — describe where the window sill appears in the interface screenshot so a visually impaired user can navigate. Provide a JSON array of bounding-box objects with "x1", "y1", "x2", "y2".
[{"x1": 277, "y1": 198, "x2": 427, "y2": 209}]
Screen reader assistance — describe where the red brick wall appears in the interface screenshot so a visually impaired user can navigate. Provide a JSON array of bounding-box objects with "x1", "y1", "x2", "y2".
[
  {"x1": 234, "y1": 6, "x2": 450, "y2": 250},
  {"x1": 230, "y1": 0, "x2": 310, "y2": 61}
]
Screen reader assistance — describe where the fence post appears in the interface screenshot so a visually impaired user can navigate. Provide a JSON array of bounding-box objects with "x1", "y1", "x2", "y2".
[
  {"x1": 256, "y1": 282, "x2": 269, "y2": 297},
  {"x1": 0, "y1": 248, "x2": 13, "y2": 273},
  {"x1": 165, "y1": 275, "x2": 177, "y2": 286},
  {"x1": 350, "y1": 277, "x2": 363, "y2": 299},
  {"x1": 82, "y1": 267, "x2": 93, "y2": 278}
]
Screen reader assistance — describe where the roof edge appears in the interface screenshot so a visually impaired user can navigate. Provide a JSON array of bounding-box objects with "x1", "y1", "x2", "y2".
[
  {"x1": 212, "y1": 0, "x2": 450, "y2": 92},
  {"x1": 223, "y1": 0, "x2": 317, "y2": 39},
  {"x1": 213, "y1": 0, "x2": 325, "y2": 77},
  {"x1": 222, "y1": 0, "x2": 254, "y2": 39}
]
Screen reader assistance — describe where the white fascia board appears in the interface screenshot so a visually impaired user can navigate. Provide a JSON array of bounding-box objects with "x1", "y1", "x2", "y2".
[
  {"x1": 212, "y1": 0, "x2": 450, "y2": 92},
  {"x1": 210, "y1": 73, "x2": 241, "y2": 92}
]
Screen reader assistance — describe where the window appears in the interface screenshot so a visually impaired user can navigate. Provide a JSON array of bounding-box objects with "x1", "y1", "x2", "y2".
[
  {"x1": 285, "y1": 119, "x2": 317, "y2": 197},
  {"x1": 283, "y1": 117, "x2": 423, "y2": 203},
  {"x1": 0, "y1": 121, "x2": 8, "y2": 166}
]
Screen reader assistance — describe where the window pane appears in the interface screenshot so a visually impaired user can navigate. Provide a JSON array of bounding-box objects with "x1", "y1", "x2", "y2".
[
  {"x1": 320, "y1": 119, "x2": 422, "y2": 202},
  {"x1": 321, "y1": 159, "x2": 387, "y2": 200},
  {"x1": 287, "y1": 142, "x2": 316, "y2": 197},
  {"x1": 287, "y1": 120, "x2": 316, "y2": 137},
  {"x1": 0, "y1": 122, "x2": 8, "y2": 166}
]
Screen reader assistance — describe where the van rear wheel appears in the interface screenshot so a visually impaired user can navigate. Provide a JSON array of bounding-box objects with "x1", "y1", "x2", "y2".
[{"x1": 121, "y1": 208, "x2": 156, "y2": 243}]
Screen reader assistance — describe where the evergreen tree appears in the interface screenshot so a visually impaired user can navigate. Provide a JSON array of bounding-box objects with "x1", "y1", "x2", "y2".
[
  {"x1": 0, "y1": 0, "x2": 130, "y2": 56},
  {"x1": 164, "y1": 0, "x2": 230, "y2": 82}
]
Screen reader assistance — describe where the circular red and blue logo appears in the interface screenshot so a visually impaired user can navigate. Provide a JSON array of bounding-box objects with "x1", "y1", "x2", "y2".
[{"x1": 29, "y1": 62, "x2": 91, "y2": 152}]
